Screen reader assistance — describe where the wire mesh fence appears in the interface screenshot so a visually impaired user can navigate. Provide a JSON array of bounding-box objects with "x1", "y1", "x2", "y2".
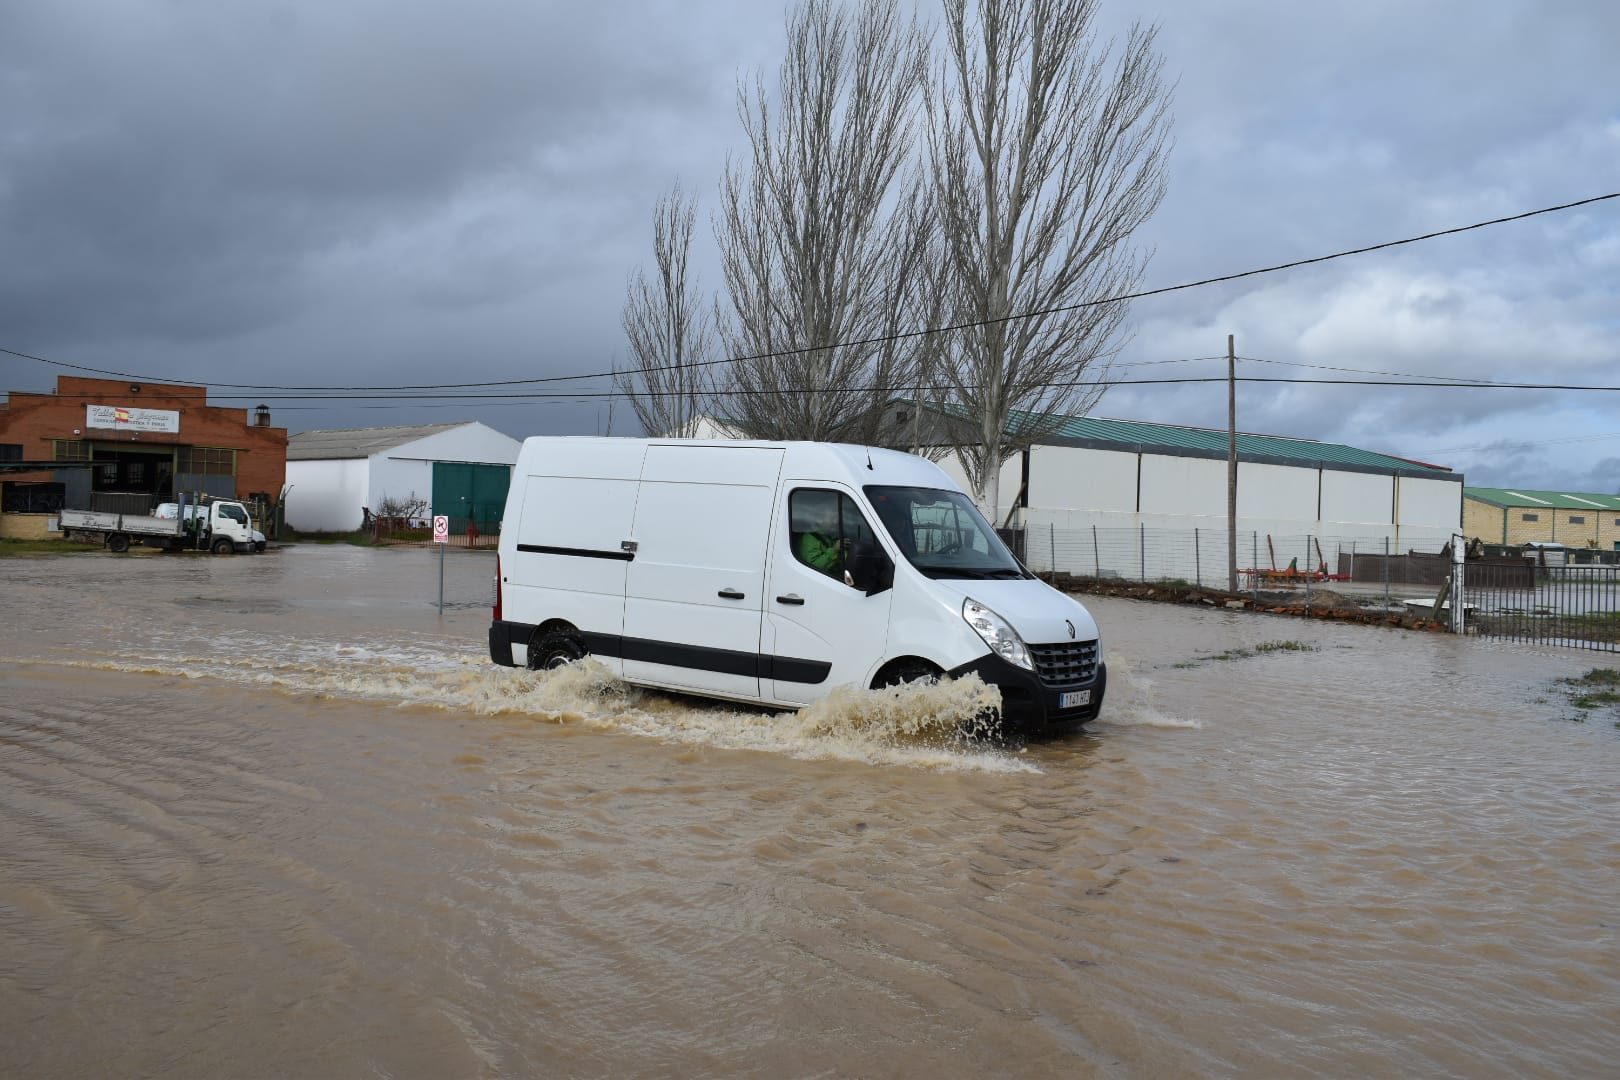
[{"x1": 1015, "y1": 524, "x2": 1459, "y2": 611}]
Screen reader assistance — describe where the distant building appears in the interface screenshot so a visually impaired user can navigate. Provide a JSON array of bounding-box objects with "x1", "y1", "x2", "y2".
[
  {"x1": 284, "y1": 422, "x2": 521, "y2": 533},
  {"x1": 874, "y1": 405, "x2": 1464, "y2": 553},
  {"x1": 1464, "y1": 486, "x2": 1620, "y2": 550},
  {"x1": 0, "y1": 376, "x2": 287, "y2": 539}
]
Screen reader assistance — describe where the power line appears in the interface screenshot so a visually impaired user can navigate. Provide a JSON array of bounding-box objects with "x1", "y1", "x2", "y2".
[
  {"x1": 190, "y1": 375, "x2": 1620, "y2": 403},
  {"x1": 5, "y1": 189, "x2": 1615, "y2": 393}
]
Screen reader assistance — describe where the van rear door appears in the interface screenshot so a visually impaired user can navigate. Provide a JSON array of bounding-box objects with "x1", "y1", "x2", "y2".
[
  {"x1": 621, "y1": 445, "x2": 784, "y2": 699},
  {"x1": 507, "y1": 438, "x2": 646, "y2": 674}
]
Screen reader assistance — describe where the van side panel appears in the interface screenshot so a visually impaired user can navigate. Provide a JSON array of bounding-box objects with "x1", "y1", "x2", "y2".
[
  {"x1": 502, "y1": 439, "x2": 646, "y2": 673},
  {"x1": 620, "y1": 445, "x2": 784, "y2": 698}
]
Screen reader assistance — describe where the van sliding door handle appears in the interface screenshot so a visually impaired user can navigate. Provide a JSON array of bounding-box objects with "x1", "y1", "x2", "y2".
[
  {"x1": 775, "y1": 594, "x2": 805, "y2": 606},
  {"x1": 718, "y1": 588, "x2": 745, "y2": 600}
]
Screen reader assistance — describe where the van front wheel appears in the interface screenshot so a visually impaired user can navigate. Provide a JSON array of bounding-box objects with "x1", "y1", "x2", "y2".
[
  {"x1": 529, "y1": 629, "x2": 586, "y2": 671},
  {"x1": 873, "y1": 659, "x2": 941, "y2": 689}
]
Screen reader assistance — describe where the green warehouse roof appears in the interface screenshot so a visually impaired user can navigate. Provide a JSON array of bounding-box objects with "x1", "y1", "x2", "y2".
[
  {"x1": 1015, "y1": 413, "x2": 1455, "y2": 480},
  {"x1": 1464, "y1": 486, "x2": 1620, "y2": 511}
]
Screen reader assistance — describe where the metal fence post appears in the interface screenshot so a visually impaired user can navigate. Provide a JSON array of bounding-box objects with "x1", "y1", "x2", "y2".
[
  {"x1": 1195, "y1": 527, "x2": 1201, "y2": 587},
  {"x1": 1384, "y1": 536, "x2": 1391, "y2": 611},
  {"x1": 1092, "y1": 525, "x2": 1100, "y2": 579},
  {"x1": 1139, "y1": 523, "x2": 1146, "y2": 583}
]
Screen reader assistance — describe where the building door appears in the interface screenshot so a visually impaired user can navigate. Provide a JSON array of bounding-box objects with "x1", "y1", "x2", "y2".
[{"x1": 432, "y1": 462, "x2": 511, "y2": 535}]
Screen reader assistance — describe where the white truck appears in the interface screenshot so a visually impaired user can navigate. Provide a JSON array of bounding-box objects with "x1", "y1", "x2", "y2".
[
  {"x1": 489, "y1": 438, "x2": 1107, "y2": 737},
  {"x1": 59, "y1": 498, "x2": 262, "y2": 554}
]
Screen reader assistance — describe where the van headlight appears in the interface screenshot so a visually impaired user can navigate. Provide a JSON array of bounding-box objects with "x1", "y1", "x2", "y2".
[{"x1": 962, "y1": 598, "x2": 1033, "y2": 671}]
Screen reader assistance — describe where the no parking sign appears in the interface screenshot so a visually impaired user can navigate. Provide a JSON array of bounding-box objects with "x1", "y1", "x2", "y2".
[{"x1": 432, "y1": 515, "x2": 449, "y2": 544}]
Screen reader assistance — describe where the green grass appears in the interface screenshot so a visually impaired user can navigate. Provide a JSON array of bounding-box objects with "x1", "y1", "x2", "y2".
[
  {"x1": 1171, "y1": 640, "x2": 1318, "y2": 668},
  {"x1": 0, "y1": 538, "x2": 102, "y2": 556},
  {"x1": 1553, "y1": 668, "x2": 1620, "y2": 725}
]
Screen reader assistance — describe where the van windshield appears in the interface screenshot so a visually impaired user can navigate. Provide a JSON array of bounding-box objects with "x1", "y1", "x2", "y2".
[{"x1": 864, "y1": 486, "x2": 1028, "y2": 580}]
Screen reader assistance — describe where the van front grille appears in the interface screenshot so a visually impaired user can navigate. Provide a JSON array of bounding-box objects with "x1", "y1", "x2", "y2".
[{"x1": 1029, "y1": 640, "x2": 1099, "y2": 686}]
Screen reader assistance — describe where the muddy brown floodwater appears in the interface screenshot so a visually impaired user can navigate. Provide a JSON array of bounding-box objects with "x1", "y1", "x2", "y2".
[{"x1": 2, "y1": 545, "x2": 1617, "y2": 1078}]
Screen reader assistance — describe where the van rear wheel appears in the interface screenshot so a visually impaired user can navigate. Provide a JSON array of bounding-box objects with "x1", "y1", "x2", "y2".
[
  {"x1": 529, "y1": 629, "x2": 586, "y2": 671},
  {"x1": 107, "y1": 533, "x2": 131, "y2": 553}
]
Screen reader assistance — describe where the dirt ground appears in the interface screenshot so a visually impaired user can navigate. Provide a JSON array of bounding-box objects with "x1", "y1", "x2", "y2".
[{"x1": 1053, "y1": 574, "x2": 1453, "y2": 633}]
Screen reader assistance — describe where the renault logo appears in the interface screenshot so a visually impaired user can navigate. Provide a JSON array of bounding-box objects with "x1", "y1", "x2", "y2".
[{"x1": 1065, "y1": 619, "x2": 1076, "y2": 639}]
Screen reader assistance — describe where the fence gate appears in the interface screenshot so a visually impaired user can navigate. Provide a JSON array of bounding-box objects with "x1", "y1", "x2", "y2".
[{"x1": 1463, "y1": 562, "x2": 1620, "y2": 653}]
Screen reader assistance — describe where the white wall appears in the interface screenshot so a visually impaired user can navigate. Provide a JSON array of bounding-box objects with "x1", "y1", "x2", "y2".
[
  {"x1": 1397, "y1": 475, "x2": 1463, "y2": 530},
  {"x1": 285, "y1": 458, "x2": 368, "y2": 532},
  {"x1": 1000, "y1": 445, "x2": 1462, "y2": 581},
  {"x1": 368, "y1": 455, "x2": 434, "y2": 518}
]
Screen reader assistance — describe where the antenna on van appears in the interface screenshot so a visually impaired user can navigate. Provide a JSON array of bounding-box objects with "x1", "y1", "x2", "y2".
[{"x1": 865, "y1": 445, "x2": 873, "y2": 470}]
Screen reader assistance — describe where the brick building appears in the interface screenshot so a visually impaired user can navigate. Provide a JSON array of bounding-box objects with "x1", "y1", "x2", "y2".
[
  {"x1": 0, "y1": 376, "x2": 288, "y2": 538},
  {"x1": 1463, "y1": 486, "x2": 1620, "y2": 550}
]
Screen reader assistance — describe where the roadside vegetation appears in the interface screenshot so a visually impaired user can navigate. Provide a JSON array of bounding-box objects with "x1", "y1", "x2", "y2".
[
  {"x1": 1171, "y1": 640, "x2": 1318, "y2": 669},
  {"x1": 1554, "y1": 668, "x2": 1620, "y2": 727},
  {"x1": 0, "y1": 538, "x2": 102, "y2": 557}
]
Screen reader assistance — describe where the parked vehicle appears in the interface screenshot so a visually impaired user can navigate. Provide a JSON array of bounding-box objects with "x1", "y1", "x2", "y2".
[
  {"x1": 488, "y1": 438, "x2": 1106, "y2": 736},
  {"x1": 60, "y1": 496, "x2": 261, "y2": 554},
  {"x1": 155, "y1": 503, "x2": 268, "y2": 551}
]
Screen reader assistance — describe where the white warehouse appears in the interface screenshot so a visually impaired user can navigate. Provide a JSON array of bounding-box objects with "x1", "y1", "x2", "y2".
[
  {"x1": 284, "y1": 422, "x2": 521, "y2": 533},
  {"x1": 882, "y1": 408, "x2": 1464, "y2": 584}
]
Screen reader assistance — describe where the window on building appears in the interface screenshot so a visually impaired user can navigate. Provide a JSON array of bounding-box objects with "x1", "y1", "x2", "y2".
[
  {"x1": 178, "y1": 446, "x2": 235, "y2": 476},
  {"x1": 0, "y1": 444, "x2": 22, "y2": 462},
  {"x1": 1521, "y1": 513, "x2": 1539, "y2": 522},
  {"x1": 1569, "y1": 515, "x2": 1585, "y2": 525},
  {"x1": 53, "y1": 440, "x2": 91, "y2": 462}
]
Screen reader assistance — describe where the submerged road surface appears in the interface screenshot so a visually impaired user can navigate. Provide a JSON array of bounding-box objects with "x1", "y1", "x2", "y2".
[{"x1": 3, "y1": 545, "x2": 1617, "y2": 1078}]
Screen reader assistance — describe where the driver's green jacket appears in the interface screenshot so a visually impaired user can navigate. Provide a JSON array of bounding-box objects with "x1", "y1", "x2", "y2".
[{"x1": 797, "y1": 531, "x2": 843, "y2": 573}]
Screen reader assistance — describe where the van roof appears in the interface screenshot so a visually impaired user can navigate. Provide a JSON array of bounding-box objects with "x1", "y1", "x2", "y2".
[{"x1": 516, "y1": 436, "x2": 955, "y2": 489}]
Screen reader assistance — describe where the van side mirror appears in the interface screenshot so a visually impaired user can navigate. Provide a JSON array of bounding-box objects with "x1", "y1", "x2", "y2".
[{"x1": 848, "y1": 547, "x2": 893, "y2": 596}]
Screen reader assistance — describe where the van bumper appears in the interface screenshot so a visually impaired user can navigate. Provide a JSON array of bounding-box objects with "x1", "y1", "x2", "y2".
[
  {"x1": 948, "y1": 653, "x2": 1107, "y2": 737},
  {"x1": 489, "y1": 620, "x2": 526, "y2": 667}
]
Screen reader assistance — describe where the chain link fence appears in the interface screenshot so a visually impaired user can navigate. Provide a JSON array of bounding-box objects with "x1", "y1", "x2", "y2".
[{"x1": 1014, "y1": 524, "x2": 1461, "y2": 612}]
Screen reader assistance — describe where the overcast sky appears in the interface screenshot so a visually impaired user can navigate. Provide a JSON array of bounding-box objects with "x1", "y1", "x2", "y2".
[{"x1": 3, "y1": 2, "x2": 1617, "y2": 492}]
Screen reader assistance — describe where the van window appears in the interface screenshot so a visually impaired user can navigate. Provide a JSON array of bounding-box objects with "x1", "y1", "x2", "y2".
[
  {"x1": 788, "y1": 489, "x2": 878, "y2": 583},
  {"x1": 865, "y1": 486, "x2": 1026, "y2": 580},
  {"x1": 218, "y1": 504, "x2": 248, "y2": 525}
]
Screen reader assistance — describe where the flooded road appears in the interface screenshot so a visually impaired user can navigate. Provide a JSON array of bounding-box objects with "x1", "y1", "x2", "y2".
[{"x1": 3, "y1": 545, "x2": 1617, "y2": 1078}]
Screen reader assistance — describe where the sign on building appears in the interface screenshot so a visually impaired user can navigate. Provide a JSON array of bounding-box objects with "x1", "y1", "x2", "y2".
[{"x1": 86, "y1": 405, "x2": 181, "y2": 433}]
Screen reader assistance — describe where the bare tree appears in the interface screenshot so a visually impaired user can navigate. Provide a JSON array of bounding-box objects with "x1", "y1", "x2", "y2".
[
  {"x1": 616, "y1": 184, "x2": 715, "y2": 437},
  {"x1": 925, "y1": 0, "x2": 1172, "y2": 514},
  {"x1": 714, "y1": 0, "x2": 933, "y2": 444}
]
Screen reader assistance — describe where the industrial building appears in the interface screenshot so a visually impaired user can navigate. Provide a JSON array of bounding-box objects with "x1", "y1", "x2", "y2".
[
  {"x1": 0, "y1": 376, "x2": 287, "y2": 539},
  {"x1": 1464, "y1": 487, "x2": 1620, "y2": 550},
  {"x1": 284, "y1": 422, "x2": 521, "y2": 533}
]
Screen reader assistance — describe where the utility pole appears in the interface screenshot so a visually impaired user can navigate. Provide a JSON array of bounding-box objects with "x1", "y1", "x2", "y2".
[{"x1": 1227, "y1": 334, "x2": 1238, "y2": 593}]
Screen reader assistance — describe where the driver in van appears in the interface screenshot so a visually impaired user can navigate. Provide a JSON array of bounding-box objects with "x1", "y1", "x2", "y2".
[{"x1": 796, "y1": 500, "x2": 849, "y2": 578}]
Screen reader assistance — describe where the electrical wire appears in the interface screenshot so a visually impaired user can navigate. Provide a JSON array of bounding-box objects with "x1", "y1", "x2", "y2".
[{"x1": 5, "y1": 190, "x2": 1615, "y2": 393}]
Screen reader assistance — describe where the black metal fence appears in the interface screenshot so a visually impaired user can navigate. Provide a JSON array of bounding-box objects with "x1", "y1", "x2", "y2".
[
  {"x1": 370, "y1": 516, "x2": 499, "y2": 549},
  {"x1": 1462, "y1": 563, "x2": 1620, "y2": 652}
]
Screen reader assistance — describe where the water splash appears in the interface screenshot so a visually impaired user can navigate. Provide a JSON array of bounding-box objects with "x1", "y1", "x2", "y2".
[
  {"x1": 49, "y1": 640, "x2": 1036, "y2": 772},
  {"x1": 1095, "y1": 651, "x2": 1204, "y2": 729}
]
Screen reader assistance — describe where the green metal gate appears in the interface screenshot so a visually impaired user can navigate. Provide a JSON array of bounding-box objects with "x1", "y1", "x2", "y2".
[{"x1": 431, "y1": 462, "x2": 510, "y2": 536}]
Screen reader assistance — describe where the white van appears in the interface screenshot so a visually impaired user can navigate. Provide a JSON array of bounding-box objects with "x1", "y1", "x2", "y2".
[{"x1": 488, "y1": 439, "x2": 1106, "y2": 736}]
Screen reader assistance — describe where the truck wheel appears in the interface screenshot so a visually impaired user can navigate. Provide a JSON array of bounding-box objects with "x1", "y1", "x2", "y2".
[
  {"x1": 212, "y1": 538, "x2": 235, "y2": 555},
  {"x1": 107, "y1": 533, "x2": 130, "y2": 553},
  {"x1": 873, "y1": 659, "x2": 941, "y2": 689},
  {"x1": 528, "y1": 629, "x2": 586, "y2": 670}
]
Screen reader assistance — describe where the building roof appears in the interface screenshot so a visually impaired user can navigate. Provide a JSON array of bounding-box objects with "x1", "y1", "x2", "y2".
[
  {"x1": 1464, "y1": 486, "x2": 1620, "y2": 511},
  {"x1": 287, "y1": 422, "x2": 465, "y2": 461},
  {"x1": 1033, "y1": 414, "x2": 1452, "y2": 475}
]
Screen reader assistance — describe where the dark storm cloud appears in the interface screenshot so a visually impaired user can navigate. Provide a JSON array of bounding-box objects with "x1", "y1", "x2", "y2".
[{"x1": 2, "y1": 1, "x2": 1617, "y2": 479}]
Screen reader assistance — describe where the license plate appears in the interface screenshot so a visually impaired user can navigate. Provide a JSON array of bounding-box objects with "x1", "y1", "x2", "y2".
[{"x1": 1059, "y1": 689, "x2": 1091, "y2": 709}]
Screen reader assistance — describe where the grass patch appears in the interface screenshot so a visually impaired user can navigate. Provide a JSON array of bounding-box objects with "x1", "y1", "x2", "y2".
[
  {"x1": 1171, "y1": 640, "x2": 1318, "y2": 669},
  {"x1": 1552, "y1": 668, "x2": 1620, "y2": 726},
  {"x1": 0, "y1": 538, "x2": 101, "y2": 556}
]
